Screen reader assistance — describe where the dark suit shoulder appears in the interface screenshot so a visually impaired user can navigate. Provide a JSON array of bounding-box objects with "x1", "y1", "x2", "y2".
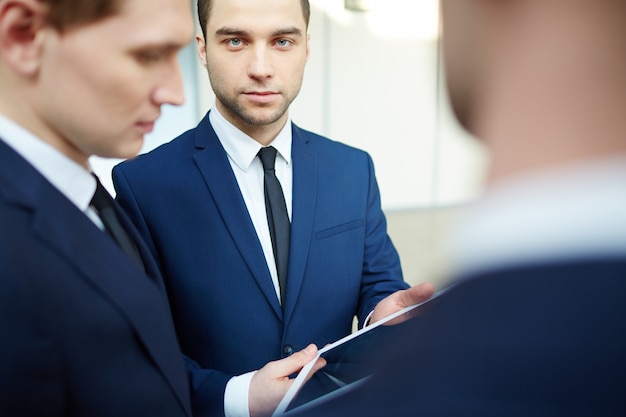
[
  {"x1": 117, "y1": 113, "x2": 217, "y2": 177},
  {"x1": 291, "y1": 124, "x2": 375, "y2": 177},
  {"x1": 293, "y1": 258, "x2": 626, "y2": 417},
  {"x1": 292, "y1": 123, "x2": 369, "y2": 156},
  {"x1": 117, "y1": 126, "x2": 198, "y2": 173}
]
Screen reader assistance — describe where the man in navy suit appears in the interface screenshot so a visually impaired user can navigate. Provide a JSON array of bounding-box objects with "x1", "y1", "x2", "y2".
[
  {"x1": 287, "y1": 1, "x2": 626, "y2": 416},
  {"x1": 113, "y1": 0, "x2": 434, "y2": 415},
  {"x1": 0, "y1": 0, "x2": 295, "y2": 416}
]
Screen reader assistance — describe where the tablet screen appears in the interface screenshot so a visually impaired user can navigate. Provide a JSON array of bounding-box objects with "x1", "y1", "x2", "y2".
[{"x1": 273, "y1": 291, "x2": 448, "y2": 417}]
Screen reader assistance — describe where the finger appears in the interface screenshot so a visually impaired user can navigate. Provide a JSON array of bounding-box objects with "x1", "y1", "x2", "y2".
[{"x1": 400, "y1": 282, "x2": 435, "y2": 306}]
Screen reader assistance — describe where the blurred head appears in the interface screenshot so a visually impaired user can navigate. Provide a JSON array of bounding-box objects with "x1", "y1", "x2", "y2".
[
  {"x1": 195, "y1": 0, "x2": 310, "y2": 143},
  {"x1": 0, "y1": 0, "x2": 194, "y2": 167},
  {"x1": 440, "y1": 0, "x2": 626, "y2": 181},
  {"x1": 439, "y1": 0, "x2": 489, "y2": 135}
]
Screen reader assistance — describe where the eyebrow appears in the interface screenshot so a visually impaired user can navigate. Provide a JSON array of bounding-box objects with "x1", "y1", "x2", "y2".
[
  {"x1": 130, "y1": 42, "x2": 186, "y2": 55},
  {"x1": 214, "y1": 26, "x2": 303, "y2": 38}
]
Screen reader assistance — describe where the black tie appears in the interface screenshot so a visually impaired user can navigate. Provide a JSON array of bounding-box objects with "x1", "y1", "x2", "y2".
[
  {"x1": 90, "y1": 176, "x2": 144, "y2": 271},
  {"x1": 258, "y1": 146, "x2": 290, "y2": 305}
]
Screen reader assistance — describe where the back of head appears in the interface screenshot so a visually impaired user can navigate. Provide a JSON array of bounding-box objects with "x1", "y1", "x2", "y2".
[{"x1": 441, "y1": 0, "x2": 626, "y2": 183}]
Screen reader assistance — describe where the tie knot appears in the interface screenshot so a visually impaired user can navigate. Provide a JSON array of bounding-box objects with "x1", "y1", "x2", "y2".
[{"x1": 258, "y1": 146, "x2": 278, "y2": 171}]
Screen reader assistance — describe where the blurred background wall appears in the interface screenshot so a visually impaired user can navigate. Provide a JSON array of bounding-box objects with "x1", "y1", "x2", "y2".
[{"x1": 91, "y1": 0, "x2": 488, "y2": 289}]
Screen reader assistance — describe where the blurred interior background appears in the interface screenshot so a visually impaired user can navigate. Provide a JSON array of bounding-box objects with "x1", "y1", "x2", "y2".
[{"x1": 91, "y1": 0, "x2": 488, "y2": 290}]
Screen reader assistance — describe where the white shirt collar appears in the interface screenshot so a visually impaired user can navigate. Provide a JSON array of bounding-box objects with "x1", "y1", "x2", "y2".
[
  {"x1": 0, "y1": 114, "x2": 96, "y2": 212},
  {"x1": 209, "y1": 106, "x2": 292, "y2": 170},
  {"x1": 449, "y1": 155, "x2": 626, "y2": 277}
]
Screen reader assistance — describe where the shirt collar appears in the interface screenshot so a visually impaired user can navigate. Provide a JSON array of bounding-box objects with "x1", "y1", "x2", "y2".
[
  {"x1": 0, "y1": 114, "x2": 96, "y2": 212},
  {"x1": 448, "y1": 155, "x2": 626, "y2": 278},
  {"x1": 209, "y1": 106, "x2": 292, "y2": 172}
]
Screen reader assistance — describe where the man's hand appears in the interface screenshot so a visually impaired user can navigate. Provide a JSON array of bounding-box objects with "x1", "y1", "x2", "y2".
[
  {"x1": 369, "y1": 282, "x2": 435, "y2": 325},
  {"x1": 249, "y1": 344, "x2": 326, "y2": 417}
]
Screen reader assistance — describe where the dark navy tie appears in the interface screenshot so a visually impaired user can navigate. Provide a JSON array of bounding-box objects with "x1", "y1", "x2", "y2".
[
  {"x1": 258, "y1": 146, "x2": 290, "y2": 306},
  {"x1": 90, "y1": 175, "x2": 144, "y2": 271}
]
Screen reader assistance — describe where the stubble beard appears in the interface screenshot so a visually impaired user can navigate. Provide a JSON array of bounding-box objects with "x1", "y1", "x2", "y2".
[{"x1": 217, "y1": 90, "x2": 293, "y2": 128}]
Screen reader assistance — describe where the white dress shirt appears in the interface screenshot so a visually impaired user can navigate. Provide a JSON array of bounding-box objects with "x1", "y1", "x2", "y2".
[
  {"x1": 448, "y1": 155, "x2": 626, "y2": 279},
  {"x1": 209, "y1": 107, "x2": 293, "y2": 417},
  {"x1": 210, "y1": 107, "x2": 293, "y2": 302},
  {"x1": 0, "y1": 114, "x2": 99, "y2": 226}
]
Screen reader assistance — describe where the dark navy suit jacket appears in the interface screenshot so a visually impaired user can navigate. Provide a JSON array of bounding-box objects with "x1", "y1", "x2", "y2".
[
  {"x1": 289, "y1": 258, "x2": 626, "y2": 417},
  {"x1": 112, "y1": 112, "x2": 408, "y2": 416},
  {"x1": 0, "y1": 140, "x2": 191, "y2": 417}
]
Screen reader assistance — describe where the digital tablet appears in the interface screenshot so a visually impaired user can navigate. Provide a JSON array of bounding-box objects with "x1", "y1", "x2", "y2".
[{"x1": 272, "y1": 288, "x2": 449, "y2": 416}]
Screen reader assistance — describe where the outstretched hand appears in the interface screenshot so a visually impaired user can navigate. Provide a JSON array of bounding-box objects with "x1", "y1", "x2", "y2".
[
  {"x1": 369, "y1": 282, "x2": 435, "y2": 325},
  {"x1": 249, "y1": 344, "x2": 327, "y2": 417}
]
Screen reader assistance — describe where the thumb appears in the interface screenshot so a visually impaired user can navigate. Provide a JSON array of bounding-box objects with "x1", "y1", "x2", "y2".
[{"x1": 275, "y1": 344, "x2": 319, "y2": 376}]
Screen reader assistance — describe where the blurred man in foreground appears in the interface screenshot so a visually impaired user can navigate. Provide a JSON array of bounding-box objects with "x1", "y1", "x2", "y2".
[
  {"x1": 2, "y1": 1, "x2": 193, "y2": 415},
  {"x1": 289, "y1": 0, "x2": 626, "y2": 415}
]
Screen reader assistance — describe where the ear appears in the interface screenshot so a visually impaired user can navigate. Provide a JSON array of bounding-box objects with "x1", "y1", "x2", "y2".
[
  {"x1": 0, "y1": 0, "x2": 49, "y2": 76},
  {"x1": 305, "y1": 33, "x2": 310, "y2": 62},
  {"x1": 195, "y1": 33, "x2": 208, "y2": 68}
]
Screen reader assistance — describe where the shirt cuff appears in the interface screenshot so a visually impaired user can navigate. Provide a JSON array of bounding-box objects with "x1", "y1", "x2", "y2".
[
  {"x1": 224, "y1": 371, "x2": 256, "y2": 417},
  {"x1": 363, "y1": 310, "x2": 375, "y2": 328}
]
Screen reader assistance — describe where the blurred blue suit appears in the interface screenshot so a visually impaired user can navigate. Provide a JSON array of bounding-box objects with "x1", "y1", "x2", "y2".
[
  {"x1": 0, "y1": 140, "x2": 191, "y2": 417},
  {"x1": 113, "y1": 112, "x2": 408, "y2": 416}
]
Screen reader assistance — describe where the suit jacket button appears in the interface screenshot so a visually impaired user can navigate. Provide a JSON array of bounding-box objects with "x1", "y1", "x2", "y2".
[{"x1": 282, "y1": 345, "x2": 294, "y2": 357}]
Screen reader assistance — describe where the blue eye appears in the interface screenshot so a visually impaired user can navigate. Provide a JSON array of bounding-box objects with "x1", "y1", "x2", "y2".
[
  {"x1": 229, "y1": 38, "x2": 242, "y2": 47},
  {"x1": 276, "y1": 39, "x2": 291, "y2": 47}
]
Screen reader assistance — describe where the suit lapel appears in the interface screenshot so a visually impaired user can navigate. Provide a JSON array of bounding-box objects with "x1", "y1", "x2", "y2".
[
  {"x1": 0, "y1": 143, "x2": 191, "y2": 415},
  {"x1": 34, "y1": 189, "x2": 191, "y2": 415},
  {"x1": 283, "y1": 125, "x2": 318, "y2": 323},
  {"x1": 191, "y1": 115, "x2": 283, "y2": 319},
  {"x1": 113, "y1": 198, "x2": 166, "y2": 291}
]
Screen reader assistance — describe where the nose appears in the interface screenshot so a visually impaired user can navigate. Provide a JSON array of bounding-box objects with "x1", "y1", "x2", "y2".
[
  {"x1": 248, "y1": 45, "x2": 274, "y2": 80},
  {"x1": 152, "y1": 56, "x2": 186, "y2": 106}
]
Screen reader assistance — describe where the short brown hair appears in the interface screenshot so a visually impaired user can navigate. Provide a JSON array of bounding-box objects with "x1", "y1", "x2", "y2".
[
  {"x1": 40, "y1": 0, "x2": 122, "y2": 30},
  {"x1": 196, "y1": 0, "x2": 310, "y2": 38}
]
